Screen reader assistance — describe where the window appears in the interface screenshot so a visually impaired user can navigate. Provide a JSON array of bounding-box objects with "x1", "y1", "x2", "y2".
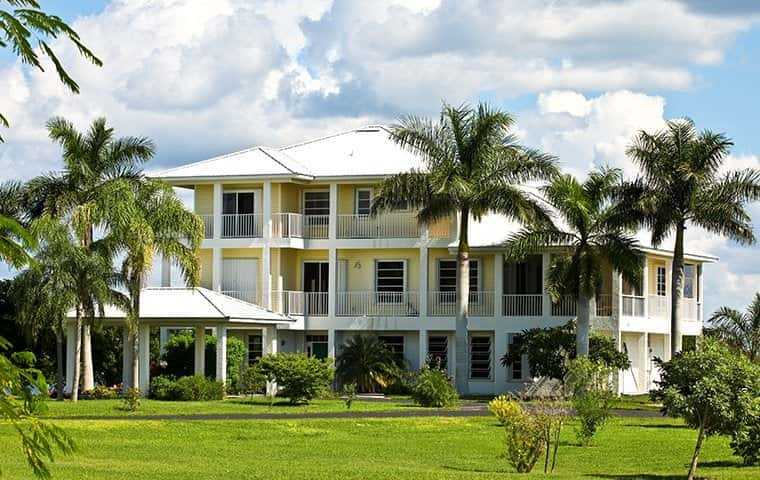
[
  {"x1": 684, "y1": 264, "x2": 696, "y2": 299},
  {"x1": 303, "y1": 191, "x2": 330, "y2": 216},
  {"x1": 438, "y1": 259, "x2": 479, "y2": 295},
  {"x1": 622, "y1": 276, "x2": 642, "y2": 296},
  {"x1": 248, "y1": 334, "x2": 263, "y2": 365},
  {"x1": 223, "y1": 191, "x2": 255, "y2": 214},
  {"x1": 508, "y1": 334, "x2": 526, "y2": 381},
  {"x1": 375, "y1": 260, "x2": 405, "y2": 303},
  {"x1": 379, "y1": 335, "x2": 405, "y2": 363},
  {"x1": 656, "y1": 266, "x2": 666, "y2": 297},
  {"x1": 469, "y1": 335, "x2": 492, "y2": 380},
  {"x1": 306, "y1": 334, "x2": 328, "y2": 359},
  {"x1": 427, "y1": 335, "x2": 448, "y2": 370},
  {"x1": 355, "y1": 189, "x2": 372, "y2": 215}
]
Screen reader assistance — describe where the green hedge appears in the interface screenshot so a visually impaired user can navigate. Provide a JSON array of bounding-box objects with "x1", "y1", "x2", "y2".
[{"x1": 149, "y1": 375, "x2": 225, "y2": 401}]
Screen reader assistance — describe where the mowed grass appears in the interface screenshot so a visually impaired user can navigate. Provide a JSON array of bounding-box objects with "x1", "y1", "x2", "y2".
[{"x1": 1, "y1": 411, "x2": 757, "y2": 479}]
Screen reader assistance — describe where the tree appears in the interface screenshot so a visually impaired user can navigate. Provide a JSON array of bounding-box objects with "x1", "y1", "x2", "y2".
[
  {"x1": 626, "y1": 119, "x2": 760, "y2": 355},
  {"x1": 651, "y1": 338, "x2": 760, "y2": 480},
  {"x1": 335, "y1": 335, "x2": 400, "y2": 393},
  {"x1": 0, "y1": 0, "x2": 101, "y2": 141},
  {"x1": 707, "y1": 292, "x2": 760, "y2": 362},
  {"x1": 108, "y1": 178, "x2": 201, "y2": 393},
  {"x1": 373, "y1": 103, "x2": 557, "y2": 393},
  {"x1": 503, "y1": 168, "x2": 643, "y2": 356},
  {"x1": 28, "y1": 116, "x2": 155, "y2": 391}
]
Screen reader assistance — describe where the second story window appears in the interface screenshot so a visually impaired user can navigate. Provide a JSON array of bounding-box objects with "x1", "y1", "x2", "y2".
[
  {"x1": 438, "y1": 259, "x2": 479, "y2": 296},
  {"x1": 355, "y1": 188, "x2": 372, "y2": 215},
  {"x1": 656, "y1": 266, "x2": 666, "y2": 296},
  {"x1": 304, "y1": 191, "x2": 330, "y2": 216},
  {"x1": 223, "y1": 191, "x2": 255, "y2": 215},
  {"x1": 684, "y1": 264, "x2": 696, "y2": 299},
  {"x1": 375, "y1": 260, "x2": 406, "y2": 303}
]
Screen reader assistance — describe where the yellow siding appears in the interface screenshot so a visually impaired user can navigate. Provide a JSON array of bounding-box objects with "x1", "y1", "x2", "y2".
[
  {"x1": 271, "y1": 183, "x2": 281, "y2": 213},
  {"x1": 280, "y1": 183, "x2": 301, "y2": 213},
  {"x1": 338, "y1": 184, "x2": 354, "y2": 214},
  {"x1": 199, "y1": 249, "x2": 212, "y2": 289},
  {"x1": 223, "y1": 183, "x2": 263, "y2": 191},
  {"x1": 195, "y1": 185, "x2": 213, "y2": 215},
  {"x1": 339, "y1": 248, "x2": 420, "y2": 291}
]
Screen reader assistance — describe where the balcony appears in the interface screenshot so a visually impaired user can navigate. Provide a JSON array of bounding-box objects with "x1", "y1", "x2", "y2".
[
  {"x1": 200, "y1": 214, "x2": 213, "y2": 239},
  {"x1": 502, "y1": 294, "x2": 542, "y2": 317},
  {"x1": 221, "y1": 290, "x2": 259, "y2": 304},
  {"x1": 596, "y1": 294, "x2": 613, "y2": 317},
  {"x1": 551, "y1": 295, "x2": 577, "y2": 317},
  {"x1": 222, "y1": 214, "x2": 263, "y2": 238},
  {"x1": 622, "y1": 295, "x2": 645, "y2": 317},
  {"x1": 336, "y1": 291, "x2": 419, "y2": 317},
  {"x1": 271, "y1": 213, "x2": 329, "y2": 239},
  {"x1": 429, "y1": 291, "x2": 495, "y2": 316},
  {"x1": 337, "y1": 213, "x2": 419, "y2": 239},
  {"x1": 648, "y1": 294, "x2": 668, "y2": 318},
  {"x1": 271, "y1": 291, "x2": 328, "y2": 316}
]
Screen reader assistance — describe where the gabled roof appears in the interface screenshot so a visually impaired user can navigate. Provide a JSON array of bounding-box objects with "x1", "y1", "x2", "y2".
[{"x1": 68, "y1": 288, "x2": 293, "y2": 323}]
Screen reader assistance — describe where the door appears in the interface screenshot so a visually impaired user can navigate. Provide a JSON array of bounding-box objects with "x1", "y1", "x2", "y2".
[
  {"x1": 621, "y1": 334, "x2": 641, "y2": 394},
  {"x1": 222, "y1": 258, "x2": 258, "y2": 303},
  {"x1": 647, "y1": 334, "x2": 665, "y2": 390},
  {"x1": 303, "y1": 262, "x2": 328, "y2": 315}
]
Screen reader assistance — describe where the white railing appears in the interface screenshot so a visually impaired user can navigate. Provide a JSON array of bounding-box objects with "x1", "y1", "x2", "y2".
[
  {"x1": 551, "y1": 295, "x2": 577, "y2": 316},
  {"x1": 337, "y1": 291, "x2": 419, "y2": 317},
  {"x1": 221, "y1": 290, "x2": 259, "y2": 304},
  {"x1": 303, "y1": 214, "x2": 329, "y2": 239},
  {"x1": 221, "y1": 214, "x2": 263, "y2": 238},
  {"x1": 337, "y1": 213, "x2": 420, "y2": 239},
  {"x1": 681, "y1": 298, "x2": 701, "y2": 322},
  {"x1": 622, "y1": 295, "x2": 645, "y2": 317},
  {"x1": 503, "y1": 294, "x2": 542, "y2": 317},
  {"x1": 428, "y1": 291, "x2": 494, "y2": 316},
  {"x1": 271, "y1": 290, "x2": 306, "y2": 316},
  {"x1": 272, "y1": 213, "x2": 304, "y2": 238},
  {"x1": 649, "y1": 295, "x2": 669, "y2": 318},
  {"x1": 596, "y1": 294, "x2": 612, "y2": 317},
  {"x1": 199, "y1": 214, "x2": 213, "y2": 239}
]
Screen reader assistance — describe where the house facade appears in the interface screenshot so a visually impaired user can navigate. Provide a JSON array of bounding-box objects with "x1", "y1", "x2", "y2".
[{"x1": 153, "y1": 125, "x2": 715, "y2": 395}]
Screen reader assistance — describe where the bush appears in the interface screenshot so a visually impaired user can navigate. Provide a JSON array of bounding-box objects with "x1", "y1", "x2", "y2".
[
  {"x1": 149, "y1": 375, "x2": 224, "y2": 401},
  {"x1": 150, "y1": 375, "x2": 180, "y2": 400},
  {"x1": 497, "y1": 398, "x2": 544, "y2": 473},
  {"x1": 225, "y1": 336, "x2": 248, "y2": 393},
  {"x1": 731, "y1": 398, "x2": 760, "y2": 465},
  {"x1": 488, "y1": 395, "x2": 514, "y2": 425},
  {"x1": 565, "y1": 357, "x2": 615, "y2": 445},
  {"x1": 160, "y1": 330, "x2": 247, "y2": 390},
  {"x1": 258, "y1": 353, "x2": 334, "y2": 404},
  {"x1": 86, "y1": 385, "x2": 119, "y2": 400},
  {"x1": 239, "y1": 365, "x2": 266, "y2": 397},
  {"x1": 336, "y1": 335, "x2": 400, "y2": 393},
  {"x1": 122, "y1": 387, "x2": 140, "y2": 412},
  {"x1": 10, "y1": 351, "x2": 36, "y2": 368},
  {"x1": 411, "y1": 367, "x2": 458, "y2": 408},
  {"x1": 342, "y1": 383, "x2": 357, "y2": 409}
]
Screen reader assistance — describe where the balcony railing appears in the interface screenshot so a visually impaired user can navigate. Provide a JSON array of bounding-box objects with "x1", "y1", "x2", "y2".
[
  {"x1": 221, "y1": 290, "x2": 259, "y2": 304},
  {"x1": 428, "y1": 291, "x2": 494, "y2": 316},
  {"x1": 272, "y1": 213, "x2": 304, "y2": 238},
  {"x1": 551, "y1": 295, "x2": 577, "y2": 316},
  {"x1": 222, "y1": 214, "x2": 263, "y2": 238},
  {"x1": 337, "y1": 213, "x2": 420, "y2": 239},
  {"x1": 596, "y1": 294, "x2": 612, "y2": 317},
  {"x1": 199, "y1": 214, "x2": 213, "y2": 239},
  {"x1": 503, "y1": 294, "x2": 542, "y2": 317},
  {"x1": 681, "y1": 298, "x2": 701, "y2": 322},
  {"x1": 303, "y1": 215, "x2": 329, "y2": 239},
  {"x1": 622, "y1": 294, "x2": 645, "y2": 317},
  {"x1": 648, "y1": 294, "x2": 668, "y2": 318},
  {"x1": 337, "y1": 291, "x2": 419, "y2": 317},
  {"x1": 271, "y1": 291, "x2": 327, "y2": 316}
]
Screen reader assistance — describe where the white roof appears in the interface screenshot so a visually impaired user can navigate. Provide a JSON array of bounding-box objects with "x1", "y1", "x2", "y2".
[
  {"x1": 68, "y1": 287, "x2": 293, "y2": 324},
  {"x1": 153, "y1": 126, "x2": 423, "y2": 181}
]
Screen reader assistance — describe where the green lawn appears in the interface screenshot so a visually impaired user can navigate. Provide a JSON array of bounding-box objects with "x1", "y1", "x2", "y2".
[{"x1": 2, "y1": 402, "x2": 757, "y2": 479}]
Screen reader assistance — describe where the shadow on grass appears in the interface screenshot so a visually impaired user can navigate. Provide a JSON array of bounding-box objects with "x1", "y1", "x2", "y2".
[
  {"x1": 587, "y1": 475, "x2": 687, "y2": 479},
  {"x1": 629, "y1": 423, "x2": 688, "y2": 430}
]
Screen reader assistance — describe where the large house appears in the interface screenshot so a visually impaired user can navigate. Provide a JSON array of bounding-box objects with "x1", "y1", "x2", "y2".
[{"x1": 144, "y1": 125, "x2": 714, "y2": 396}]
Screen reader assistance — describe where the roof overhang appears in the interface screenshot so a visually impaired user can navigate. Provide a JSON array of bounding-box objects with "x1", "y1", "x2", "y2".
[{"x1": 458, "y1": 244, "x2": 718, "y2": 263}]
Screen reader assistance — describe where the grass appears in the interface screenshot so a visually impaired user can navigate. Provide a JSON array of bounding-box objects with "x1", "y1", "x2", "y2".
[{"x1": 1, "y1": 401, "x2": 758, "y2": 479}]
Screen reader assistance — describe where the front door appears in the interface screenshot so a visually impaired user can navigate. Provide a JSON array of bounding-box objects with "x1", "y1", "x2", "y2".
[{"x1": 303, "y1": 262, "x2": 328, "y2": 315}]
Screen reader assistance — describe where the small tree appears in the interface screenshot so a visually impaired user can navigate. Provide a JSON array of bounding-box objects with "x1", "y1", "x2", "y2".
[
  {"x1": 651, "y1": 338, "x2": 759, "y2": 480},
  {"x1": 565, "y1": 358, "x2": 616, "y2": 445},
  {"x1": 336, "y1": 335, "x2": 399, "y2": 393}
]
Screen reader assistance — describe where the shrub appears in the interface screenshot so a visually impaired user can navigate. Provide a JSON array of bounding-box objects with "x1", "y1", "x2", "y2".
[
  {"x1": 10, "y1": 351, "x2": 36, "y2": 368},
  {"x1": 122, "y1": 387, "x2": 140, "y2": 412},
  {"x1": 258, "y1": 353, "x2": 334, "y2": 404},
  {"x1": 225, "y1": 336, "x2": 248, "y2": 393},
  {"x1": 336, "y1": 335, "x2": 400, "y2": 393},
  {"x1": 175, "y1": 375, "x2": 225, "y2": 401},
  {"x1": 488, "y1": 395, "x2": 514, "y2": 425},
  {"x1": 150, "y1": 375, "x2": 180, "y2": 400},
  {"x1": 239, "y1": 365, "x2": 266, "y2": 397},
  {"x1": 731, "y1": 398, "x2": 760, "y2": 465},
  {"x1": 565, "y1": 357, "x2": 615, "y2": 445},
  {"x1": 498, "y1": 398, "x2": 544, "y2": 473},
  {"x1": 411, "y1": 367, "x2": 458, "y2": 408},
  {"x1": 160, "y1": 330, "x2": 247, "y2": 389},
  {"x1": 87, "y1": 385, "x2": 119, "y2": 400},
  {"x1": 342, "y1": 383, "x2": 357, "y2": 409}
]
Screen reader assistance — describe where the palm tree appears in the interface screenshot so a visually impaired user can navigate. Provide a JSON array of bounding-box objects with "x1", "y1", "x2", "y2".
[
  {"x1": 372, "y1": 103, "x2": 557, "y2": 393},
  {"x1": 107, "y1": 178, "x2": 202, "y2": 392},
  {"x1": 707, "y1": 293, "x2": 760, "y2": 362},
  {"x1": 503, "y1": 168, "x2": 644, "y2": 355},
  {"x1": 336, "y1": 335, "x2": 400, "y2": 393},
  {"x1": 626, "y1": 118, "x2": 760, "y2": 355},
  {"x1": 28, "y1": 117, "x2": 155, "y2": 390}
]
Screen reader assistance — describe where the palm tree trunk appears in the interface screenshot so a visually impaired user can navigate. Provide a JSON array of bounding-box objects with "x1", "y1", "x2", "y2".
[
  {"x1": 56, "y1": 328, "x2": 64, "y2": 401},
  {"x1": 670, "y1": 222, "x2": 685, "y2": 356},
  {"x1": 455, "y1": 209, "x2": 470, "y2": 395},
  {"x1": 71, "y1": 315, "x2": 82, "y2": 402},
  {"x1": 130, "y1": 285, "x2": 142, "y2": 393},
  {"x1": 130, "y1": 331, "x2": 139, "y2": 392},
  {"x1": 577, "y1": 293, "x2": 591, "y2": 356},
  {"x1": 687, "y1": 417, "x2": 707, "y2": 480}
]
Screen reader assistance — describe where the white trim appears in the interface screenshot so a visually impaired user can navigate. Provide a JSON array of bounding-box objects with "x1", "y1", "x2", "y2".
[
  {"x1": 302, "y1": 188, "x2": 330, "y2": 216},
  {"x1": 354, "y1": 187, "x2": 373, "y2": 215},
  {"x1": 374, "y1": 259, "x2": 408, "y2": 304}
]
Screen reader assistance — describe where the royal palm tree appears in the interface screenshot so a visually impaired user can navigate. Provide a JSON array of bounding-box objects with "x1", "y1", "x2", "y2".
[
  {"x1": 626, "y1": 118, "x2": 760, "y2": 355},
  {"x1": 107, "y1": 178, "x2": 202, "y2": 392},
  {"x1": 372, "y1": 103, "x2": 557, "y2": 393},
  {"x1": 503, "y1": 168, "x2": 644, "y2": 355},
  {"x1": 707, "y1": 293, "x2": 760, "y2": 362},
  {"x1": 336, "y1": 335, "x2": 399, "y2": 393},
  {"x1": 28, "y1": 116, "x2": 155, "y2": 390}
]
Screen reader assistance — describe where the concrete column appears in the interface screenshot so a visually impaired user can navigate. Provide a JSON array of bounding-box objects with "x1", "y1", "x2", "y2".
[
  {"x1": 328, "y1": 183, "x2": 337, "y2": 240},
  {"x1": 327, "y1": 329, "x2": 336, "y2": 359},
  {"x1": 161, "y1": 255, "x2": 172, "y2": 287},
  {"x1": 419, "y1": 245, "x2": 429, "y2": 317},
  {"x1": 212, "y1": 247, "x2": 222, "y2": 292},
  {"x1": 138, "y1": 324, "x2": 151, "y2": 394},
  {"x1": 262, "y1": 247, "x2": 271, "y2": 309},
  {"x1": 448, "y1": 333, "x2": 456, "y2": 378},
  {"x1": 642, "y1": 256, "x2": 649, "y2": 318},
  {"x1": 611, "y1": 271, "x2": 623, "y2": 393},
  {"x1": 82, "y1": 324, "x2": 94, "y2": 391},
  {"x1": 263, "y1": 326, "x2": 278, "y2": 396},
  {"x1": 641, "y1": 332, "x2": 649, "y2": 392},
  {"x1": 65, "y1": 322, "x2": 76, "y2": 394},
  {"x1": 541, "y1": 253, "x2": 551, "y2": 317},
  {"x1": 215, "y1": 325, "x2": 227, "y2": 384},
  {"x1": 122, "y1": 327, "x2": 133, "y2": 390},
  {"x1": 494, "y1": 330, "x2": 508, "y2": 394},
  {"x1": 263, "y1": 181, "x2": 272, "y2": 239},
  {"x1": 698, "y1": 265, "x2": 704, "y2": 323},
  {"x1": 494, "y1": 253, "x2": 504, "y2": 317},
  {"x1": 213, "y1": 183, "x2": 222, "y2": 240},
  {"x1": 194, "y1": 326, "x2": 206, "y2": 376},
  {"x1": 328, "y1": 247, "x2": 337, "y2": 317},
  {"x1": 418, "y1": 330, "x2": 428, "y2": 370}
]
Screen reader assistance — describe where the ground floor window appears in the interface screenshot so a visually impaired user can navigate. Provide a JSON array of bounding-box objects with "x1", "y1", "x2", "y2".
[
  {"x1": 427, "y1": 335, "x2": 448, "y2": 371},
  {"x1": 508, "y1": 333, "x2": 527, "y2": 381},
  {"x1": 306, "y1": 334, "x2": 329, "y2": 359},
  {"x1": 248, "y1": 334, "x2": 263, "y2": 365},
  {"x1": 379, "y1": 335, "x2": 405, "y2": 363},
  {"x1": 469, "y1": 335, "x2": 492, "y2": 380}
]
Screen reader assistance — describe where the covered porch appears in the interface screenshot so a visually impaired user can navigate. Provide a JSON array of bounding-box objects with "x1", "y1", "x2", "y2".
[{"x1": 64, "y1": 287, "x2": 294, "y2": 394}]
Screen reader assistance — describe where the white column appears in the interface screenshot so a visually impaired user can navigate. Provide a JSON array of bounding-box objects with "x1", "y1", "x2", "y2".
[
  {"x1": 698, "y1": 265, "x2": 704, "y2": 324},
  {"x1": 611, "y1": 271, "x2": 623, "y2": 393},
  {"x1": 448, "y1": 333, "x2": 456, "y2": 378},
  {"x1": 215, "y1": 325, "x2": 227, "y2": 384},
  {"x1": 263, "y1": 326, "x2": 278, "y2": 396},
  {"x1": 494, "y1": 253, "x2": 504, "y2": 317},
  {"x1": 122, "y1": 327, "x2": 133, "y2": 390},
  {"x1": 262, "y1": 247, "x2": 271, "y2": 309},
  {"x1": 82, "y1": 324, "x2": 94, "y2": 391},
  {"x1": 419, "y1": 245, "x2": 429, "y2": 318},
  {"x1": 65, "y1": 322, "x2": 76, "y2": 394},
  {"x1": 263, "y1": 181, "x2": 272, "y2": 238},
  {"x1": 494, "y1": 330, "x2": 508, "y2": 394},
  {"x1": 327, "y1": 329, "x2": 336, "y2": 359},
  {"x1": 642, "y1": 256, "x2": 649, "y2": 318},
  {"x1": 213, "y1": 182, "x2": 222, "y2": 240},
  {"x1": 541, "y1": 253, "x2": 551, "y2": 317},
  {"x1": 641, "y1": 332, "x2": 649, "y2": 393},
  {"x1": 328, "y1": 183, "x2": 337, "y2": 240},
  {"x1": 328, "y1": 247, "x2": 337, "y2": 317},
  {"x1": 212, "y1": 247, "x2": 222, "y2": 292},
  {"x1": 194, "y1": 326, "x2": 206, "y2": 376},
  {"x1": 138, "y1": 324, "x2": 151, "y2": 394},
  {"x1": 418, "y1": 329, "x2": 428, "y2": 370},
  {"x1": 161, "y1": 255, "x2": 172, "y2": 287}
]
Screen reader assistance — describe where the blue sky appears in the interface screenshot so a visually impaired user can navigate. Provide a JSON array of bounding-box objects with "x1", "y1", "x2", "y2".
[{"x1": 1, "y1": 0, "x2": 760, "y2": 315}]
